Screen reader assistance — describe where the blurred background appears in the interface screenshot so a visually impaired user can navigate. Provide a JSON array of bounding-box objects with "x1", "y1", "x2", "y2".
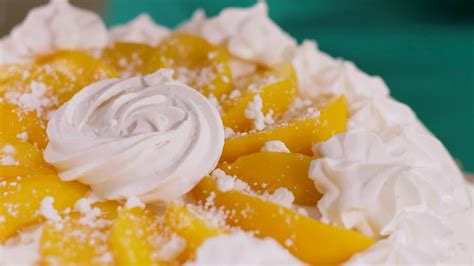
[{"x1": 1, "y1": 0, "x2": 473, "y2": 172}]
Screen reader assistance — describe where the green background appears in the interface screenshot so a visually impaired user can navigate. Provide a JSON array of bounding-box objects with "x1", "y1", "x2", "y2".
[{"x1": 105, "y1": 0, "x2": 474, "y2": 172}]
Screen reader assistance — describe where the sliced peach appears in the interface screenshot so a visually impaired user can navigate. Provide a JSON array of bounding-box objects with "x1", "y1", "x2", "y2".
[
  {"x1": 146, "y1": 33, "x2": 232, "y2": 97},
  {"x1": 102, "y1": 42, "x2": 155, "y2": 77},
  {"x1": 92, "y1": 200, "x2": 120, "y2": 221},
  {"x1": 0, "y1": 174, "x2": 88, "y2": 241},
  {"x1": 221, "y1": 96, "x2": 348, "y2": 163},
  {"x1": 0, "y1": 166, "x2": 55, "y2": 179},
  {"x1": 0, "y1": 133, "x2": 50, "y2": 169},
  {"x1": 36, "y1": 50, "x2": 118, "y2": 96},
  {"x1": 219, "y1": 152, "x2": 319, "y2": 205},
  {"x1": 193, "y1": 176, "x2": 374, "y2": 265},
  {"x1": 0, "y1": 64, "x2": 75, "y2": 115},
  {"x1": 0, "y1": 102, "x2": 48, "y2": 149},
  {"x1": 109, "y1": 207, "x2": 161, "y2": 266},
  {"x1": 164, "y1": 202, "x2": 225, "y2": 262},
  {"x1": 40, "y1": 218, "x2": 112, "y2": 266},
  {"x1": 221, "y1": 64, "x2": 299, "y2": 132}
]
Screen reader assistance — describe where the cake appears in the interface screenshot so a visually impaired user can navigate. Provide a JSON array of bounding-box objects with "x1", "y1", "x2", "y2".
[{"x1": 0, "y1": 1, "x2": 473, "y2": 265}]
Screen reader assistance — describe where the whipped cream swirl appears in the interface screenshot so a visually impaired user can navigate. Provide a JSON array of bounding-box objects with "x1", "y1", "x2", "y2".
[
  {"x1": 295, "y1": 40, "x2": 473, "y2": 264},
  {"x1": 44, "y1": 69, "x2": 224, "y2": 202},
  {"x1": 0, "y1": 0, "x2": 108, "y2": 65},
  {"x1": 179, "y1": 2, "x2": 296, "y2": 66},
  {"x1": 109, "y1": 14, "x2": 170, "y2": 46}
]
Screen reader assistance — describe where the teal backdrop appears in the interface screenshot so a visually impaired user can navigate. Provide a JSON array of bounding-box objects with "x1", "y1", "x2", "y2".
[{"x1": 105, "y1": 0, "x2": 474, "y2": 172}]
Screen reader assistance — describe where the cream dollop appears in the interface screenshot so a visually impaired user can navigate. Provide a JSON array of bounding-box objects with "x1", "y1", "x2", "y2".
[
  {"x1": 0, "y1": 0, "x2": 107, "y2": 65},
  {"x1": 292, "y1": 40, "x2": 389, "y2": 105},
  {"x1": 189, "y1": 233, "x2": 303, "y2": 265},
  {"x1": 309, "y1": 129, "x2": 473, "y2": 264},
  {"x1": 295, "y1": 39, "x2": 473, "y2": 264},
  {"x1": 181, "y1": 2, "x2": 296, "y2": 66},
  {"x1": 108, "y1": 14, "x2": 170, "y2": 46},
  {"x1": 44, "y1": 69, "x2": 224, "y2": 202}
]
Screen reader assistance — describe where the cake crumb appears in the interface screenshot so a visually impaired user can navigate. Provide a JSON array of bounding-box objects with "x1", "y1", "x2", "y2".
[
  {"x1": 245, "y1": 95, "x2": 265, "y2": 131},
  {"x1": 212, "y1": 169, "x2": 250, "y2": 192},
  {"x1": 261, "y1": 140, "x2": 290, "y2": 153},
  {"x1": 39, "y1": 196, "x2": 62, "y2": 222},
  {"x1": 1, "y1": 155, "x2": 18, "y2": 166},
  {"x1": 2, "y1": 144, "x2": 16, "y2": 154},
  {"x1": 267, "y1": 188, "x2": 295, "y2": 208},
  {"x1": 16, "y1": 131, "x2": 28, "y2": 141}
]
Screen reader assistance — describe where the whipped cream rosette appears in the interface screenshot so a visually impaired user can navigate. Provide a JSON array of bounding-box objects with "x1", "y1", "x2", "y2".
[{"x1": 44, "y1": 69, "x2": 224, "y2": 202}]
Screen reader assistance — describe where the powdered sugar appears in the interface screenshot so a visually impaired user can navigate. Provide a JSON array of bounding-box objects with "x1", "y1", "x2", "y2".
[{"x1": 4, "y1": 81, "x2": 57, "y2": 114}]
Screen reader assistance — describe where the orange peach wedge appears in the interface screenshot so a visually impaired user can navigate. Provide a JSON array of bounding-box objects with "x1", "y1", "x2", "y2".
[
  {"x1": 221, "y1": 64, "x2": 299, "y2": 132},
  {"x1": 0, "y1": 173, "x2": 88, "y2": 241},
  {"x1": 102, "y1": 42, "x2": 155, "y2": 77},
  {"x1": 163, "y1": 201, "x2": 226, "y2": 262},
  {"x1": 146, "y1": 33, "x2": 232, "y2": 98},
  {"x1": 36, "y1": 50, "x2": 118, "y2": 95},
  {"x1": 219, "y1": 151, "x2": 320, "y2": 205},
  {"x1": 0, "y1": 102, "x2": 48, "y2": 149},
  {"x1": 221, "y1": 96, "x2": 348, "y2": 163},
  {"x1": 193, "y1": 176, "x2": 374, "y2": 265}
]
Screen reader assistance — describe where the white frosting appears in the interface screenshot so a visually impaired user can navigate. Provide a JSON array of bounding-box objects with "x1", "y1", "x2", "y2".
[
  {"x1": 292, "y1": 40, "x2": 389, "y2": 106},
  {"x1": 109, "y1": 14, "x2": 170, "y2": 46},
  {"x1": 189, "y1": 232, "x2": 303, "y2": 265},
  {"x1": 182, "y1": 2, "x2": 296, "y2": 66},
  {"x1": 294, "y1": 38, "x2": 473, "y2": 265},
  {"x1": 177, "y1": 9, "x2": 207, "y2": 35},
  {"x1": 0, "y1": 0, "x2": 107, "y2": 65},
  {"x1": 44, "y1": 69, "x2": 224, "y2": 202}
]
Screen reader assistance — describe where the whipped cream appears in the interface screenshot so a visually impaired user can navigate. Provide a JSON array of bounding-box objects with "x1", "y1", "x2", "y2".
[
  {"x1": 109, "y1": 14, "x2": 170, "y2": 46},
  {"x1": 189, "y1": 232, "x2": 303, "y2": 265},
  {"x1": 0, "y1": 0, "x2": 107, "y2": 65},
  {"x1": 295, "y1": 40, "x2": 473, "y2": 264},
  {"x1": 44, "y1": 69, "x2": 224, "y2": 202},
  {"x1": 181, "y1": 2, "x2": 296, "y2": 66}
]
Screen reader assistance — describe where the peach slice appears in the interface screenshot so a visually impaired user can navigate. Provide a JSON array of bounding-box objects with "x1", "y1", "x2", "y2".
[
  {"x1": 146, "y1": 33, "x2": 232, "y2": 97},
  {"x1": 0, "y1": 64, "x2": 76, "y2": 116},
  {"x1": 0, "y1": 166, "x2": 55, "y2": 179},
  {"x1": 164, "y1": 202, "x2": 225, "y2": 262},
  {"x1": 219, "y1": 152, "x2": 320, "y2": 205},
  {"x1": 0, "y1": 173, "x2": 88, "y2": 241},
  {"x1": 40, "y1": 218, "x2": 112, "y2": 266},
  {"x1": 193, "y1": 176, "x2": 374, "y2": 265},
  {"x1": 36, "y1": 50, "x2": 118, "y2": 96},
  {"x1": 221, "y1": 96, "x2": 348, "y2": 163},
  {"x1": 221, "y1": 64, "x2": 299, "y2": 132},
  {"x1": 0, "y1": 133, "x2": 50, "y2": 169},
  {"x1": 0, "y1": 102, "x2": 48, "y2": 149},
  {"x1": 109, "y1": 207, "x2": 161, "y2": 266},
  {"x1": 102, "y1": 42, "x2": 155, "y2": 77}
]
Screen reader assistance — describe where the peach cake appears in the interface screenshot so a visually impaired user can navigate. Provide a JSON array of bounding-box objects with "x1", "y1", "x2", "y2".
[{"x1": 0, "y1": 1, "x2": 473, "y2": 265}]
